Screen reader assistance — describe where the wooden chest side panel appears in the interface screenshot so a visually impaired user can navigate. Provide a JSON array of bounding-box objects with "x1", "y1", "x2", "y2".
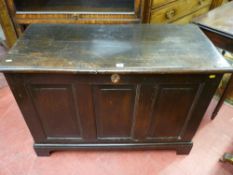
[
  {"x1": 181, "y1": 75, "x2": 223, "y2": 141},
  {"x1": 5, "y1": 74, "x2": 47, "y2": 142}
]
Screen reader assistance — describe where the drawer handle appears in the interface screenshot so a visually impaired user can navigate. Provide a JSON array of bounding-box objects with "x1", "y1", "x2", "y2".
[
  {"x1": 198, "y1": 0, "x2": 204, "y2": 5},
  {"x1": 71, "y1": 14, "x2": 80, "y2": 20},
  {"x1": 165, "y1": 9, "x2": 176, "y2": 19},
  {"x1": 111, "y1": 74, "x2": 120, "y2": 84}
]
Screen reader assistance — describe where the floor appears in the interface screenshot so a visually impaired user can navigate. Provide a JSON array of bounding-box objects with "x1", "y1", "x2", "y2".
[
  {"x1": 0, "y1": 44, "x2": 7, "y2": 88},
  {"x1": 0, "y1": 48, "x2": 233, "y2": 175}
]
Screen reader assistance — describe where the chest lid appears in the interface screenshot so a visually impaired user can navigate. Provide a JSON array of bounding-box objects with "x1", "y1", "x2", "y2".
[{"x1": 0, "y1": 24, "x2": 232, "y2": 74}]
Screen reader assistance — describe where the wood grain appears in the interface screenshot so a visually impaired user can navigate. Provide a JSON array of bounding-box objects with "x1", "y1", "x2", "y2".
[
  {"x1": 5, "y1": 73, "x2": 222, "y2": 155},
  {"x1": 10, "y1": 0, "x2": 144, "y2": 24},
  {"x1": 0, "y1": 24, "x2": 231, "y2": 74}
]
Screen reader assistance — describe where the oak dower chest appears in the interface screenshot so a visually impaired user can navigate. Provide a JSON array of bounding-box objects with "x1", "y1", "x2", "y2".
[{"x1": 0, "y1": 24, "x2": 232, "y2": 156}]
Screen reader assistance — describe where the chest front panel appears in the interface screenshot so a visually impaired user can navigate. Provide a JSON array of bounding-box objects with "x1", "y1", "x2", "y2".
[{"x1": 6, "y1": 73, "x2": 221, "y2": 144}]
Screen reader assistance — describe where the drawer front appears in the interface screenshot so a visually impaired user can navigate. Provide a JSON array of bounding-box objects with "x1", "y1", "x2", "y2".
[
  {"x1": 150, "y1": 0, "x2": 212, "y2": 23},
  {"x1": 172, "y1": 6, "x2": 210, "y2": 24},
  {"x1": 6, "y1": 73, "x2": 221, "y2": 144},
  {"x1": 151, "y1": 0, "x2": 177, "y2": 8}
]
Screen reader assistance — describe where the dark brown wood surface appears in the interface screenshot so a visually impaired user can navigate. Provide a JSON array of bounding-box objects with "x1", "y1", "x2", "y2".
[
  {"x1": 5, "y1": 73, "x2": 222, "y2": 156},
  {"x1": 0, "y1": 24, "x2": 232, "y2": 74},
  {"x1": 1, "y1": 24, "x2": 232, "y2": 156}
]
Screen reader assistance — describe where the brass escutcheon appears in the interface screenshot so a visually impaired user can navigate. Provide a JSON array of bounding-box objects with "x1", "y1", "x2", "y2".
[{"x1": 111, "y1": 74, "x2": 120, "y2": 83}]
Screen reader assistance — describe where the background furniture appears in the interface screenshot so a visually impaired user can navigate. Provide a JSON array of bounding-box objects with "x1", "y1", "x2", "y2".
[
  {"x1": 148, "y1": 0, "x2": 214, "y2": 24},
  {"x1": 0, "y1": 24, "x2": 232, "y2": 156},
  {"x1": 193, "y1": 1, "x2": 233, "y2": 119},
  {"x1": 0, "y1": 0, "x2": 227, "y2": 47},
  {"x1": 0, "y1": 0, "x2": 17, "y2": 47},
  {"x1": 193, "y1": 2, "x2": 233, "y2": 163},
  {"x1": 8, "y1": 0, "x2": 146, "y2": 24},
  {"x1": 0, "y1": 0, "x2": 148, "y2": 47}
]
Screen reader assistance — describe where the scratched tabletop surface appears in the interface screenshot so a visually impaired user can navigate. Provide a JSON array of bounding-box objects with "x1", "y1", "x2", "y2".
[{"x1": 0, "y1": 24, "x2": 232, "y2": 74}]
